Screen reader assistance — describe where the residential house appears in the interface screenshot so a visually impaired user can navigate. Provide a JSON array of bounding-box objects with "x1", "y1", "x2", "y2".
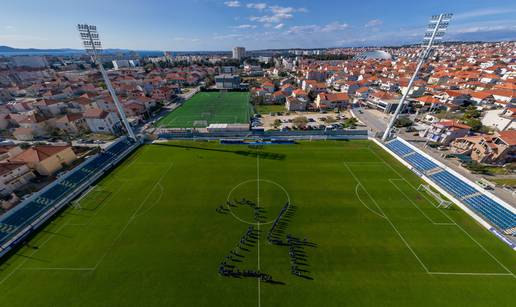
[
  {"x1": 285, "y1": 96, "x2": 307, "y2": 112},
  {"x1": 53, "y1": 113, "x2": 88, "y2": 135},
  {"x1": 83, "y1": 109, "x2": 121, "y2": 135},
  {"x1": 451, "y1": 130, "x2": 516, "y2": 164},
  {"x1": 8, "y1": 145, "x2": 77, "y2": 176},
  {"x1": 419, "y1": 120, "x2": 471, "y2": 145},
  {"x1": 0, "y1": 162, "x2": 35, "y2": 196},
  {"x1": 315, "y1": 93, "x2": 350, "y2": 110},
  {"x1": 366, "y1": 91, "x2": 400, "y2": 113}
]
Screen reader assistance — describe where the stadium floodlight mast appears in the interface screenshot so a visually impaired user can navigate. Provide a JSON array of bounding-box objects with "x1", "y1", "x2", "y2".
[
  {"x1": 77, "y1": 24, "x2": 136, "y2": 140},
  {"x1": 381, "y1": 13, "x2": 453, "y2": 142}
]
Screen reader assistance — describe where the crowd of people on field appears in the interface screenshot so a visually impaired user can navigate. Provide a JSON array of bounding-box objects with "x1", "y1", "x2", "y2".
[
  {"x1": 267, "y1": 202, "x2": 290, "y2": 245},
  {"x1": 216, "y1": 197, "x2": 315, "y2": 281}
]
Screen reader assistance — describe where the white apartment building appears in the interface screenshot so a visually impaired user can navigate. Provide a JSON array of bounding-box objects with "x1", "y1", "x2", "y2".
[{"x1": 232, "y1": 47, "x2": 245, "y2": 60}]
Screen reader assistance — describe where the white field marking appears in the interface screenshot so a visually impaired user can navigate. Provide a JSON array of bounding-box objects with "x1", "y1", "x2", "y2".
[
  {"x1": 344, "y1": 163, "x2": 430, "y2": 273},
  {"x1": 428, "y1": 272, "x2": 514, "y2": 276},
  {"x1": 20, "y1": 267, "x2": 94, "y2": 271},
  {"x1": 134, "y1": 183, "x2": 165, "y2": 218},
  {"x1": 226, "y1": 179, "x2": 291, "y2": 226},
  {"x1": 1, "y1": 162, "x2": 175, "y2": 275},
  {"x1": 256, "y1": 152, "x2": 261, "y2": 307},
  {"x1": 90, "y1": 162, "x2": 174, "y2": 271},
  {"x1": 354, "y1": 184, "x2": 387, "y2": 219},
  {"x1": 343, "y1": 162, "x2": 386, "y2": 165},
  {"x1": 0, "y1": 179, "x2": 129, "y2": 280},
  {"x1": 388, "y1": 179, "x2": 454, "y2": 226},
  {"x1": 125, "y1": 146, "x2": 148, "y2": 169},
  {"x1": 70, "y1": 185, "x2": 96, "y2": 206},
  {"x1": 64, "y1": 179, "x2": 128, "y2": 227},
  {"x1": 367, "y1": 146, "x2": 516, "y2": 278},
  {"x1": 0, "y1": 217, "x2": 73, "y2": 285},
  {"x1": 388, "y1": 178, "x2": 442, "y2": 210}
]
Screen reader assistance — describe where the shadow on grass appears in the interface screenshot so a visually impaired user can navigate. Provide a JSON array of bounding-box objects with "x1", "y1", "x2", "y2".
[{"x1": 152, "y1": 143, "x2": 286, "y2": 160}]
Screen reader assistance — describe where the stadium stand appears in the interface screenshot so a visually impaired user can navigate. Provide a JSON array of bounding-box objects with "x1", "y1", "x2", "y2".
[
  {"x1": 429, "y1": 171, "x2": 478, "y2": 198},
  {"x1": 0, "y1": 137, "x2": 139, "y2": 257},
  {"x1": 385, "y1": 138, "x2": 516, "y2": 236},
  {"x1": 405, "y1": 153, "x2": 439, "y2": 172}
]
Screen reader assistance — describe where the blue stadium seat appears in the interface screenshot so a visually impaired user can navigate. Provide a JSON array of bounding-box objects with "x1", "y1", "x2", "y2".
[
  {"x1": 386, "y1": 138, "x2": 515, "y2": 233},
  {"x1": 386, "y1": 140, "x2": 414, "y2": 156}
]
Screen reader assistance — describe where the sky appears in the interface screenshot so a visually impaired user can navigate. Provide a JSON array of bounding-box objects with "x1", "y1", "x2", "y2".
[{"x1": 0, "y1": 0, "x2": 515, "y2": 51}]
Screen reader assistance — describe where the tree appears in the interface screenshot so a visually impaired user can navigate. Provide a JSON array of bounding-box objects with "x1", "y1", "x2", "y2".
[
  {"x1": 461, "y1": 106, "x2": 483, "y2": 132},
  {"x1": 273, "y1": 119, "x2": 282, "y2": 129},
  {"x1": 394, "y1": 117, "x2": 413, "y2": 128},
  {"x1": 326, "y1": 116, "x2": 336, "y2": 123},
  {"x1": 144, "y1": 63, "x2": 155, "y2": 73},
  {"x1": 343, "y1": 118, "x2": 358, "y2": 128},
  {"x1": 292, "y1": 116, "x2": 308, "y2": 128},
  {"x1": 463, "y1": 118, "x2": 482, "y2": 131}
]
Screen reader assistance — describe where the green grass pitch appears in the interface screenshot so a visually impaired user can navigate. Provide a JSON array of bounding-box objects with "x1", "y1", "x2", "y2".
[
  {"x1": 157, "y1": 91, "x2": 252, "y2": 128},
  {"x1": 0, "y1": 140, "x2": 514, "y2": 306}
]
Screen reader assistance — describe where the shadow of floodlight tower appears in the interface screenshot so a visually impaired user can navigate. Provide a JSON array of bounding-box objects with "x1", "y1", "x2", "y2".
[
  {"x1": 76, "y1": 24, "x2": 137, "y2": 140},
  {"x1": 381, "y1": 13, "x2": 453, "y2": 142}
]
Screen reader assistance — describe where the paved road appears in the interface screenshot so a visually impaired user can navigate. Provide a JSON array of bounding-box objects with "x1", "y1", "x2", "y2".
[{"x1": 352, "y1": 108, "x2": 390, "y2": 136}]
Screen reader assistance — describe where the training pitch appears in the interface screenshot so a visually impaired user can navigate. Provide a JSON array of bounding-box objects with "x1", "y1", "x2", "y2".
[
  {"x1": 157, "y1": 91, "x2": 252, "y2": 128},
  {"x1": 0, "y1": 141, "x2": 514, "y2": 306}
]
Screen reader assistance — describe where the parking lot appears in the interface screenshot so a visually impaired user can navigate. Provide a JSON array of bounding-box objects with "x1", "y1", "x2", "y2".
[{"x1": 257, "y1": 111, "x2": 353, "y2": 131}]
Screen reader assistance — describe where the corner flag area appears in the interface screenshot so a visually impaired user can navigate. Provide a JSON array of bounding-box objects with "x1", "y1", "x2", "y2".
[{"x1": 157, "y1": 91, "x2": 252, "y2": 128}]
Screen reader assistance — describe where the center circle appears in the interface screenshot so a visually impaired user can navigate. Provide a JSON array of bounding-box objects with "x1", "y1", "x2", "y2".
[{"x1": 226, "y1": 179, "x2": 290, "y2": 225}]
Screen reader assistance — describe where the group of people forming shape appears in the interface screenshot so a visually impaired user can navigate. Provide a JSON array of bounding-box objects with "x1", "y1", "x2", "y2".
[
  {"x1": 218, "y1": 223, "x2": 273, "y2": 282},
  {"x1": 216, "y1": 197, "x2": 314, "y2": 281}
]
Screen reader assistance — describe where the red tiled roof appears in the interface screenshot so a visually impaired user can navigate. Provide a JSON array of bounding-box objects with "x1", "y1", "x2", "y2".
[
  {"x1": 497, "y1": 130, "x2": 516, "y2": 146},
  {"x1": 10, "y1": 146, "x2": 72, "y2": 163},
  {"x1": 436, "y1": 120, "x2": 471, "y2": 130},
  {"x1": 84, "y1": 108, "x2": 108, "y2": 119},
  {"x1": 0, "y1": 162, "x2": 28, "y2": 176}
]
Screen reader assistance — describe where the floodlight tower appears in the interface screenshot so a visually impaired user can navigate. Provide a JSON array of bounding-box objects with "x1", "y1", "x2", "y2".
[
  {"x1": 77, "y1": 24, "x2": 136, "y2": 140},
  {"x1": 381, "y1": 13, "x2": 452, "y2": 142}
]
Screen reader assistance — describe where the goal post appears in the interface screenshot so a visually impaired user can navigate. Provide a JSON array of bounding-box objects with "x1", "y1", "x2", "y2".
[{"x1": 417, "y1": 184, "x2": 452, "y2": 208}]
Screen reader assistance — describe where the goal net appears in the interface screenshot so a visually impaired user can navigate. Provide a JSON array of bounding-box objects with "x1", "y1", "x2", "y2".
[{"x1": 417, "y1": 184, "x2": 452, "y2": 208}]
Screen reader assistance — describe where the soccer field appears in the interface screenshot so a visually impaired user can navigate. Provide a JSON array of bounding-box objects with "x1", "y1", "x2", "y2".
[
  {"x1": 157, "y1": 91, "x2": 251, "y2": 128},
  {"x1": 0, "y1": 141, "x2": 514, "y2": 306}
]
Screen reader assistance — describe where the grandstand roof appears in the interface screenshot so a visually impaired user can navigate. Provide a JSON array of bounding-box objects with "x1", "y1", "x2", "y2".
[{"x1": 354, "y1": 50, "x2": 392, "y2": 61}]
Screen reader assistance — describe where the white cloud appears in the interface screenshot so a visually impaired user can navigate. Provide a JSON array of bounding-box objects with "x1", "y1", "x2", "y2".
[
  {"x1": 365, "y1": 19, "x2": 383, "y2": 28},
  {"x1": 286, "y1": 25, "x2": 319, "y2": 34},
  {"x1": 454, "y1": 8, "x2": 516, "y2": 20},
  {"x1": 172, "y1": 37, "x2": 200, "y2": 43},
  {"x1": 250, "y1": 14, "x2": 293, "y2": 23},
  {"x1": 249, "y1": 5, "x2": 307, "y2": 24},
  {"x1": 233, "y1": 24, "x2": 257, "y2": 29},
  {"x1": 274, "y1": 23, "x2": 284, "y2": 29},
  {"x1": 247, "y1": 3, "x2": 267, "y2": 10},
  {"x1": 286, "y1": 22, "x2": 349, "y2": 34},
  {"x1": 321, "y1": 22, "x2": 349, "y2": 32},
  {"x1": 224, "y1": 1, "x2": 241, "y2": 8},
  {"x1": 213, "y1": 34, "x2": 245, "y2": 40}
]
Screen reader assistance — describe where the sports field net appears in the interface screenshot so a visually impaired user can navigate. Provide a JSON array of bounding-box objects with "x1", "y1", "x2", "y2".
[{"x1": 418, "y1": 184, "x2": 452, "y2": 208}]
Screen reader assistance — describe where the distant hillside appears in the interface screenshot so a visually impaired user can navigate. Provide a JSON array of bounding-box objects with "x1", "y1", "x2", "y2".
[
  {"x1": 0, "y1": 46, "x2": 141, "y2": 56},
  {"x1": 0, "y1": 46, "x2": 81, "y2": 53}
]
